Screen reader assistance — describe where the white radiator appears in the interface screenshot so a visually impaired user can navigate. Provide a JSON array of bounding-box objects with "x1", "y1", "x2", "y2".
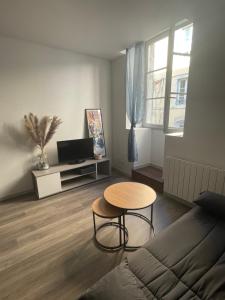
[{"x1": 164, "y1": 157, "x2": 225, "y2": 202}]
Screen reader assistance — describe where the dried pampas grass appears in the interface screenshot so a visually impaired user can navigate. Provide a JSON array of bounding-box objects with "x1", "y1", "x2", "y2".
[{"x1": 24, "y1": 113, "x2": 62, "y2": 151}]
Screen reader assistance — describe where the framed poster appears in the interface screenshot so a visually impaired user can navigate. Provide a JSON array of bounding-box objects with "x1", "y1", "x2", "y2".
[{"x1": 85, "y1": 109, "x2": 106, "y2": 157}]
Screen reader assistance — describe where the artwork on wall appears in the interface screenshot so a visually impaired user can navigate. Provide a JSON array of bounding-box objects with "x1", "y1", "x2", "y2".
[{"x1": 85, "y1": 109, "x2": 106, "y2": 157}]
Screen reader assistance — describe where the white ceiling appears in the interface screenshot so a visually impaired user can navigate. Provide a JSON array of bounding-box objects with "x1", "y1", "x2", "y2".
[{"x1": 0, "y1": 0, "x2": 211, "y2": 60}]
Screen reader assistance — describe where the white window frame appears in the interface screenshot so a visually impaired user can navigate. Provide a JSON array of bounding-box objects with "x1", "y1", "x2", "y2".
[
  {"x1": 143, "y1": 30, "x2": 169, "y2": 129},
  {"x1": 143, "y1": 20, "x2": 193, "y2": 133}
]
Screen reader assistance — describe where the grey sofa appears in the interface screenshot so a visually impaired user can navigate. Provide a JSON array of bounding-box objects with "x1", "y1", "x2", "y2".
[{"x1": 79, "y1": 192, "x2": 225, "y2": 300}]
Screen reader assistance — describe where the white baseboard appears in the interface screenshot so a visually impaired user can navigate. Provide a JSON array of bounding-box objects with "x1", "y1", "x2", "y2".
[
  {"x1": 133, "y1": 163, "x2": 163, "y2": 171},
  {"x1": 149, "y1": 163, "x2": 163, "y2": 171},
  {"x1": 133, "y1": 162, "x2": 150, "y2": 169}
]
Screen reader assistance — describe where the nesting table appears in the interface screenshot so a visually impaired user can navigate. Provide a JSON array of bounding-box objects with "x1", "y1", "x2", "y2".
[{"x1": 104, "y1": 182, "x2": 156, "y2": 250}]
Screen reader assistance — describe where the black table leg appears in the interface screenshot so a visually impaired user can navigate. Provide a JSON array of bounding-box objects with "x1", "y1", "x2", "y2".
[
  {"x1": 150, "y1": 204, "x2": 155, "y2": 236},
  {"x1": 123, "y1": 204, "x2": 154, "y2": 251},
  {"x1": 123, "y1": 212, "x2": 126, "y2": 249},
  {"x1": 92, "y1": 212, "x2": 128, "y2": 252}
]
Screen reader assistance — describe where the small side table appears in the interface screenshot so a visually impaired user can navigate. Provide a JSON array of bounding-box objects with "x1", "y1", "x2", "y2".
[
  {"x1": 91, "y1": 197, "x2": 128, "y2": 251},
  {"x1": 104, "y1": 182, "x2": 156, "y2": 251}
]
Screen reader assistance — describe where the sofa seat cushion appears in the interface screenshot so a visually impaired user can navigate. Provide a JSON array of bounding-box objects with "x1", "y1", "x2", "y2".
[{"x1": 79, "y1": 259, "x2": 147, "y2": 300}]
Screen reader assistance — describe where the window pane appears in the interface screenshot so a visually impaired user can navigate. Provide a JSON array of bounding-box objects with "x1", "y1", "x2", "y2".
[
  {"x1": 168, "y1": 96, "x2": 187, "y2": 128},
  {"x1": 171, "y1": 55, "x2": 190, "y2": 93},
  {"x1": 148, "y1": 37, "x2": 168, "y2": 71},
  {"x1": 178, "y1": 78, "x2": 187, "y2": 93},
  {"x1": 174, "y1": 24, "x2": 193, "y2": 54},
  {"x1": 145, "y1": 99, "x2": 164, "y2": 125},
  {"x1": 175, "y1": 92, "x2": 186, "y2": 106},
  {"x1": 147, "y1": 69, "x2": 166, "y2": 98}
]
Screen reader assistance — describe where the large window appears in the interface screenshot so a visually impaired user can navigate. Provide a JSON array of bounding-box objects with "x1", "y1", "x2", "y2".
[{"x1": 144, "y1": 22, "x2": 193, "y2": 132}]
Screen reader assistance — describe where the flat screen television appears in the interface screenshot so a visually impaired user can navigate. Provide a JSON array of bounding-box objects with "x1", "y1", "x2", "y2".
[{"x1": 57, "y1": 138, "x2": 94, "y2": 164}]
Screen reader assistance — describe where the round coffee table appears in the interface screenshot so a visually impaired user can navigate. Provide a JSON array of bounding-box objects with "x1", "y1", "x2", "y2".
[{"x1": 104, "y1": 182, "x2": 156, "y2": 250}]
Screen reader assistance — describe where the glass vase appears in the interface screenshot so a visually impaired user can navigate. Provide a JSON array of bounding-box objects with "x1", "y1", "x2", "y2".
[{"x1": 37, "y1": 149, "x2": 49, "y2": 170}]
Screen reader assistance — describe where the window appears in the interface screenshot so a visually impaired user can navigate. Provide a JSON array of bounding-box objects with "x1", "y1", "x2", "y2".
[
  {"x1": 144, "y1": 22, "x2": 193, "y2": 132},
  {"x1": 176, "y1": 77, "x2": 188, "y2": 106},
  {"x1": 145, "y1": 35, "x2": 168, "y2": 126}
]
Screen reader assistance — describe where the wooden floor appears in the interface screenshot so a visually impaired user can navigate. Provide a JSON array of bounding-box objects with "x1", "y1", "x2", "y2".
[{"x1": 0, "y1": 175, "x2": 190, "y2": 300}]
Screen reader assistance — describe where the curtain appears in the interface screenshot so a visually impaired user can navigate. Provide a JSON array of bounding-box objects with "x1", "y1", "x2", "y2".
[{"x1": 126, "y1": 42, "x2": 145, "y2": 162}]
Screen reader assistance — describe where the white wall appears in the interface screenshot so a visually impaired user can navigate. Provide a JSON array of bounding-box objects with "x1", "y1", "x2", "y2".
[
  {"x1": 151, "y1": 129, "x2": 165, "y2": 168},
  {"x1": 111, "y1": 55, "x2": 163, "y2": 174},
  {"x1": 0, "y1": 36, "x2": 111, "y2": 199},
  {"x1": 165, "y1": 2, "x2": 225, "y2": 170},
  {"x1": 112, "y1": 1, "x2": 225, "y2": 173},
  {"x1": 134, "y1": 129, "x2": 151, "y2": 169},
  {"x1": 111, "y1": 56, "x2": 133, "y2": 175}
]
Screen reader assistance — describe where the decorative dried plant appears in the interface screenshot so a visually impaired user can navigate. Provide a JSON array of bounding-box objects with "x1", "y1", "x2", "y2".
[{"x1": 24, "y1": 113, "x2": 62, "y2": 154}]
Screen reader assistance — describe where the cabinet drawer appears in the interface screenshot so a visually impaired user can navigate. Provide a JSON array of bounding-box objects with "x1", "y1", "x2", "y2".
[{"x1": 36, "y1": 173, "x2": 61, "y2": 198}]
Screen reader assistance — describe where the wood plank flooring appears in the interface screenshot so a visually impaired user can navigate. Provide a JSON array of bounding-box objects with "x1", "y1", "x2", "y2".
[{"x1": 0, "y1": 175, "x2": 190, "y2": 300}]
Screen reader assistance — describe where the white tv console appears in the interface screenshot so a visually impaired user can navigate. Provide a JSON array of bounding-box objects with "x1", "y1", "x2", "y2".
[{"x1": 32, "y1": 158, "x2": 111, "y2": 199}]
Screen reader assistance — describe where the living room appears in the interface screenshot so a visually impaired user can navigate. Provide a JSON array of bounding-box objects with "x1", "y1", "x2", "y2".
[{"x1": 0, "y1": 1, "x2": 225, "y2": 299}]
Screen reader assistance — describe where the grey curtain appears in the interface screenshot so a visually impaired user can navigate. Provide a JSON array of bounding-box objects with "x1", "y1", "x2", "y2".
[{"x1": 126, "y1": 42, "x2": 145, "y2": 162}]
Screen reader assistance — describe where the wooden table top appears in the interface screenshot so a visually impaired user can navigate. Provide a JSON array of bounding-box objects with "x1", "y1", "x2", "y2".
[
  {"x1": 104, "y1": 182, "x2": 156, "y2": 210},
  {"x1": 91, "y1": 197, "x2": 124, "y2": 218}
]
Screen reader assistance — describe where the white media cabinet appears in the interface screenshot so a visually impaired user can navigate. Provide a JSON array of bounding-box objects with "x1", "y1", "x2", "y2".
[{"x1": 32, "y1": 158, "x2": 111, "y2": 199}]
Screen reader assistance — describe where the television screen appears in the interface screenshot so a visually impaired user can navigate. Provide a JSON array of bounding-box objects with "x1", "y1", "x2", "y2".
[{"x1": 57, "y1": 138, "x2": 94, "y2": 163}]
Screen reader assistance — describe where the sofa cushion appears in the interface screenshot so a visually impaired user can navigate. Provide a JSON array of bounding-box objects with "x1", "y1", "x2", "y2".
[
  {"x1": 194, "y1": 191, "x2": 225, "y2": 218},
  {"x1": 78, "y1": 259, "x2": 147, "y2": 300}
]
